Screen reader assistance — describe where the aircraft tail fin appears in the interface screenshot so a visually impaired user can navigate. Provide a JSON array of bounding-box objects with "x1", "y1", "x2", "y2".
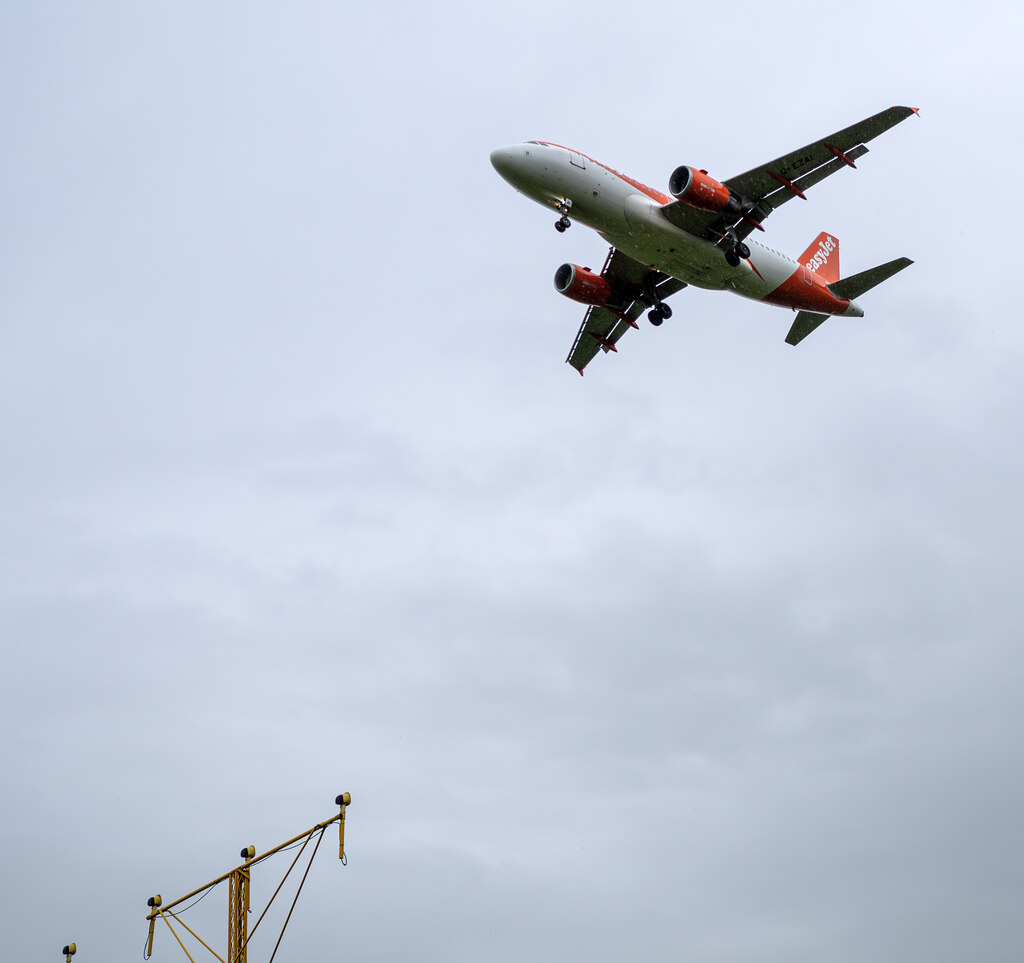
[
  {"x1": 828, "y1": 257, "x2": 914, "y2": 300},
  {"x1": 785, "y1": 312, "x2": 830, "y2": 346},
  {"x1": 798, "y1": 232, "x2": 841, "y2": 284},
  {"x1": 786, "y1": 256, "x2": 914, "y2": 346}
]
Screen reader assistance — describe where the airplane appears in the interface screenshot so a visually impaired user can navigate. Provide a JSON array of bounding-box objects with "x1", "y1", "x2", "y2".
[{"x1": 490, "y1": 106, "x2": 918, "y2": 374}]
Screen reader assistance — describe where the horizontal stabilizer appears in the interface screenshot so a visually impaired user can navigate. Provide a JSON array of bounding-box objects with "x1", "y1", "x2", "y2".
[
  {"x1": 829, "y1": 257, "x2": 913, "y2": 300},
  {"x1": 785, "y1": 311, "x2": 829, "y2": 346}
]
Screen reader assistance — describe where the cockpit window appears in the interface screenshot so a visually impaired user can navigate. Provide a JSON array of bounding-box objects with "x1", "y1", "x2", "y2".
[{"x1": 526, "y1": 140, "x2": 549, "y2": 146}]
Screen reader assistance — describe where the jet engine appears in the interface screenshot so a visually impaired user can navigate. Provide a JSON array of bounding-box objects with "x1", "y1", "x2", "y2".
[
  {"x1": 668, "y1": 166, "x2": 742, "y2": 215},
  {"x1": 554, "y1": 263, "x2": 612, "y2": 306}
]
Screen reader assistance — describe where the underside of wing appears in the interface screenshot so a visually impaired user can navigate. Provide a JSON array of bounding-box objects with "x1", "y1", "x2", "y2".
[
  {"x1": 661, "y1": 106, "x2": 918, "y2": 249},
  {"x1": 725, "y1": 106, "x2": 917, "y2": 220},
  {"x1": 565, "y1": 248, "x2": 686, "y2": 374}
]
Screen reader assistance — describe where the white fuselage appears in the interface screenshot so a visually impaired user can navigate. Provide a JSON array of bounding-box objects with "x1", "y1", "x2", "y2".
[{"x1": 490, "y1": 141, "x2": 863, "y2": 318}]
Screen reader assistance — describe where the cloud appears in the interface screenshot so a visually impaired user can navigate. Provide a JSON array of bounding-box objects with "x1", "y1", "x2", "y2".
[{"x1": 3, "y1": 4, "x2": 1024, "y2": 962}]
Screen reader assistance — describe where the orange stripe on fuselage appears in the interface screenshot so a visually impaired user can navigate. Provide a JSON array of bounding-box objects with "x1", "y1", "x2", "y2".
[
  {"x1": 538, "y1": 142, "x2": 673, "y2": 205},
  {"x1": 609, "y1": 172, "x2": 672, "y2": 205},
  {"x1": 762, "y1": 266, "x2": 851, "y2": 315}
]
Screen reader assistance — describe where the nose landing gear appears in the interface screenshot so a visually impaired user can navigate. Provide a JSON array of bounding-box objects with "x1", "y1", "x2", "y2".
[{"x1": 554, "y1": 198, "x2": 573, "y2": 233}]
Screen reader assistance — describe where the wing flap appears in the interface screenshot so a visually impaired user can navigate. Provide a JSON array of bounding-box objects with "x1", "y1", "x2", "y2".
[
  {"x1": 758, "y1": 145, "x2": 870, "y2": 218},
  {"x1": 565, "y1": 305, "x2": 625, "y2": 371},
  {"x1": 565, "y1": 251, "x2": 688, "y2": 373},
  {"x1": 663, "y1": 107, "x2": 916, "y2": 246},
  {"x1": 726, "y1": 106, "x2": 916, "y2": 200}
]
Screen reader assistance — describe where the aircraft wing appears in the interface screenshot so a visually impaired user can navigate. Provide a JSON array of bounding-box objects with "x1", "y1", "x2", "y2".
[
  {"x1": 661, "y1": 106, "x2": 918, "y2": 248},
  {"x1": 565, "y1": 248, "x2": 686, "y2": 374}
]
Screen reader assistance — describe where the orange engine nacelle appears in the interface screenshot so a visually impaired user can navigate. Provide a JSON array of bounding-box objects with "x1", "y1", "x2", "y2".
[
  {"x1": 554, "y1": 263, "x2": 612, "y2": 306},
  {"x1": 668, "y1": 166, "x2": 742, "y2": 215}
]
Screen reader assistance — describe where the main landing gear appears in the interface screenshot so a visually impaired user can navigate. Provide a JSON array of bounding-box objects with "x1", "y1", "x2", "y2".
[
  {"x1": 724, "y1": 241, "x2": 750, "y2": 266},
  {"x1": 643, "y1": 275, "x2": 674, "y2": 326},
  {"x1": 554, "y1": 198, "x2": 572, "y2": 233},
  {"x1": 648, "y1": 303, "x2": 672, "y2": 326}
]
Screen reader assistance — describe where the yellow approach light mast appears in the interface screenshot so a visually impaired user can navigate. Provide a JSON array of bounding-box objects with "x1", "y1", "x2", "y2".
[
  {"x1": 62, "y1": 944, "x2": 77, "y2": 963},
  {"x1": 145, "y1": 793, "x2": 351, "y2": 963}
]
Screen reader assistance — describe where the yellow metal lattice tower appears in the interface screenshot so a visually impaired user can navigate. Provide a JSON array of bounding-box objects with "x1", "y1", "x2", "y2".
[
  {"x1": 228, "y1": 846, "x2": 255, "y2": 963},
  {"x1": 145, "y1": 793, "x2": 351, "y2": 963}
]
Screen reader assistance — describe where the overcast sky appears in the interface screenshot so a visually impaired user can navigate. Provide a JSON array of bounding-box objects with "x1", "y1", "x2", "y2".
[{"x1": 3, "y1": 3, "x2": 1024, "y2": 962}]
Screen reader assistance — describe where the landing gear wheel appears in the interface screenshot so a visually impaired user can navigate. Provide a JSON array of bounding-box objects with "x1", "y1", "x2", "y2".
[
  {"x1": 725, "y1": 249, "x2": 741, "y2": 267},
  {"x1": 648, "y1": 309, "x2": 664, "y2": 326},
  {"x1": 554, "y1": 220, "x2": 567, "y2": 233},
  {"x1": 736, "y1": 242, "x2": 750, "y2": 260},
  {"x1": 658, "y1": 303, "x2": 673, "y2": 320},
  {"x1": 559, "y1": 216, "x2": 571, "y2": 230}
]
